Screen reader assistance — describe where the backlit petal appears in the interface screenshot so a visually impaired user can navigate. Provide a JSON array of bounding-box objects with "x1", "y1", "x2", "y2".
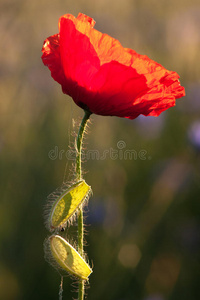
[{"x1": 41, "y1": 13, "x2": 185, "y2": 119}]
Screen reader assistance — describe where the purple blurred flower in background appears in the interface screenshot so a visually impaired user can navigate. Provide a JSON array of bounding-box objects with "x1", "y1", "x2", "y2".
[{"x1": 188, "y1": 121, "x2": 200, "y2": 151}]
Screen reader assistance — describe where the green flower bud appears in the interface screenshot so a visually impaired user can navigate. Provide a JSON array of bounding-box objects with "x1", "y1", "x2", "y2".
[
  {"x1": 46, "y1": 180, "x2": 91, "y2": 231},
  {"x1": 48, "y1": 235, "x2": 92, "y2": 280}
]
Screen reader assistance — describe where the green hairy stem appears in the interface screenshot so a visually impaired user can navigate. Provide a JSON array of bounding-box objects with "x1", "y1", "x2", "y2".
[{"x1": 76, "y1": 110, "x2": 91, "y2": 300}]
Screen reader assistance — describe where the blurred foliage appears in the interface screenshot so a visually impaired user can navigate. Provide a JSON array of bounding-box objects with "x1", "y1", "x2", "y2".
[{"x1": 0, "y1": 0, "x2": 200, "y2": 299}]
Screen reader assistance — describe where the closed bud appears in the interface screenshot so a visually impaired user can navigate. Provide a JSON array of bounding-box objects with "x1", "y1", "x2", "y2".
[
  {"x1": 46, "y1": 180, "x2": 91, "y2": 231},
  {"x1": 48, "y1": 235, "x2": 92, "y2": 280}
]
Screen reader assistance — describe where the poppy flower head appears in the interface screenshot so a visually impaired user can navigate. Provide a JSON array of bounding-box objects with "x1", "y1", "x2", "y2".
[{"x1": 42, "y1": 13, "x2": 185, "y2": 119}]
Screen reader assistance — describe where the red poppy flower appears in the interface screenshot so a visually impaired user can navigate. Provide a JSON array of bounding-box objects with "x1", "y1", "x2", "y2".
[{"x1": 42, "y1": 13, "x2": 185, "y2": 119}]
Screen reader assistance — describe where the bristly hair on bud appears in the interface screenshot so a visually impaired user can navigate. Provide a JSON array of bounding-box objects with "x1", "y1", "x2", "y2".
[
  {"x1": 44, "y1": 180, "x2": 92, "y2": 232},
  {"x1": 44, "y1": 235, "x2": 92, "y2": 280}
]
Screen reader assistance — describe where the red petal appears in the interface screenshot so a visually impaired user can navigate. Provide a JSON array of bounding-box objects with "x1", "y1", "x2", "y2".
[
  {"x1": 41, "y1": 13, "x2": 185, "y2": 119},
  {"x1": 41, "y1": 35, "x2": 64, "y2": 86}
]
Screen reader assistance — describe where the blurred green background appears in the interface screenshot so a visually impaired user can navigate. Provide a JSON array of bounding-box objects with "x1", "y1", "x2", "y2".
[{"x1": 0, "y1": 0, "x2": 200, "y2": 299}]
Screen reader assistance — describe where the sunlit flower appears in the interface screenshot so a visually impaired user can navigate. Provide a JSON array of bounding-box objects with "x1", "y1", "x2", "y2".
[{"x1": 42, "y1": 13, "x2": 185, "y2": 119}]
